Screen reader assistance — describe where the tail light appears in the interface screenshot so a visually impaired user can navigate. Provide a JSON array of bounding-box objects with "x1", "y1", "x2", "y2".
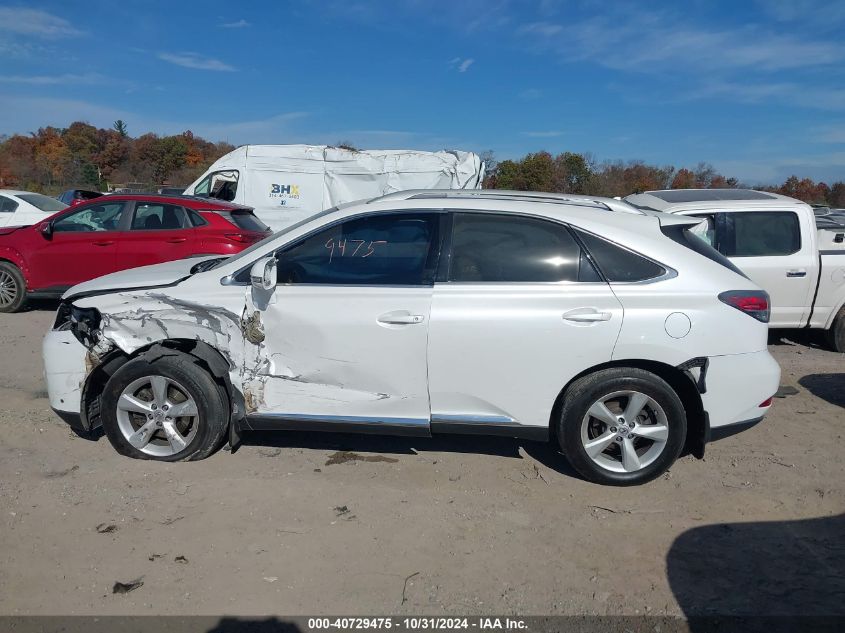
[
  {"x1": 759, "y1": 397, "x2": 773, "y2": 407},
  {"x1": 718, "y1": 290, "x2": 770, "y2": 323},
  {"x1": 225, "y1": 233, "x2": 260, "y2": 243}
]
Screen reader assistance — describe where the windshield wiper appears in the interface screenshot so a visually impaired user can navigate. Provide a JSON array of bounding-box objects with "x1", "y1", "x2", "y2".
[{"x1": 190, "y1": 257, "x2": 228, "y2": 274}]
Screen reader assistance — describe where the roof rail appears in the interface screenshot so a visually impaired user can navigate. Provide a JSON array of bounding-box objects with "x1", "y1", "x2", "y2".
[{"x1": 370, "y1": 189, "x2": 644, "y2": 214}]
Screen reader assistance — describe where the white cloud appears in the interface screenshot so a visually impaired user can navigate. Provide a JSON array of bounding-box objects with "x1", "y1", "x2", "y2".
[
  {"x1": 0, "y1": 95, "x2": 307, "y2": 143},
  {"x1": 157, "y1": 52, "x2": 236, "y2": 72},
  {"x1": 524, "y1": 130, "x2": 563, "y2": 138},
  {"x1": 519, "y1": 88, "x2": 542, "y2": 100},
  {"x1": 686, "y1": 80, "x2": 845, "y2": 111},
  {"x1": 516, "y1": 9, "x2": 845, "y2": 73},
  {"x1": 0, "y1": 7, "x2": 82, "y2": 38},
  {"x1": 0, "y1": 72, "x2": 104, "y2": 85},
  {"x1": 220, "y1": 19, "x2": 250, "y2": 28},
  {"x1": 448, "y1": 57, "x2": 475, "y2": 72}
]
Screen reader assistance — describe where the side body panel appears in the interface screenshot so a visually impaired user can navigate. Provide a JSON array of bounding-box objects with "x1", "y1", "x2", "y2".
[
  {"x1": 254, "y1": 286, "x2": 433, "y2": 427},
  {"x1": 427, "y1": 283, "x2": 623, "y2": 429}
]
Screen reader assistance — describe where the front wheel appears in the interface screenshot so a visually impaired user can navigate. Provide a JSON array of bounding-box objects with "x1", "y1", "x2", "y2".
[
  {"x1": 557, "y1": 368, "x2": 687, "y2": 486},
  {"x1": 0, "y1": 262, "x2": 26, "y2": 313},
  {"x1": 100, "y1": 350, "x2": 229, "y2": 461}
]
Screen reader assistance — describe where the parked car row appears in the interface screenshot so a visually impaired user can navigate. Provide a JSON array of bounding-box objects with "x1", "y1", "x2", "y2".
[{"x1": 0, "y1": 194, "x2": 269, "y2": 312}]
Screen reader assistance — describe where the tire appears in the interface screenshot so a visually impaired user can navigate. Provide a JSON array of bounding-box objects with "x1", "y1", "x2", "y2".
[
  {"x1": 100, "y1": 350, "x2": 229, "y2": 461},
  {"x1": 825, "y1": 308, "x2": 845, "y2": 353},
  {"x1": 0, "y1": 262, "x2": 27, "y2": 313},
  {"x1": 557, "y1": 368, "x2": 687, "y2": 486}
]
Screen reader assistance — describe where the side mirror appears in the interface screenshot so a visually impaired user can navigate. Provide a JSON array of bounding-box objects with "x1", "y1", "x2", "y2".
[
  {"x1": 250, "y1": 257, "x2": 277, "y2": 292},
  {"x1": 39, "y1": 221, "x2": 53, "y2": 238}
]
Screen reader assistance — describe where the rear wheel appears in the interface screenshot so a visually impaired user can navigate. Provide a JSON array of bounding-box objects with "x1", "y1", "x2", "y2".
[
  {"x1": 557, "y1": 368, "x2": 687, "y2": 486},
  {"x1": 100, "y1": 350, "x2": 229, "y2": 461},
  {"x1": 825, "y1": 308, "x2": 845, "y2": 353},
  {"x1": 0, "y1": 262, "x2": 26, "y2": 313}
]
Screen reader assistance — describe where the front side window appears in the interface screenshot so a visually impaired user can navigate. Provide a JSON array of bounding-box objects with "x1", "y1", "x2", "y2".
[
  {"x1": 0, "y1": 196, "x2": 18, "y2": 213},
  {"x1": 194, "y1": 170, "x2": 239, "y2": 202},
  {"x1": 448, "y1": 213, "x2": 599, "y2": 283},
  {"x1": 131, "y1": 203, "x2": 188, "y2": 230},
  {"x1": 52, "y1": 202, "x2": 125, "y2": 232},
  {"x1": 722, "y1": 211, "x2": 801, "y2": 257},
  {"x1": 276, "y1": 213, "x2": 440, "y2": 285},
  {"x1": 575, "y1": 230, "x2": 667, "y2": 282}
]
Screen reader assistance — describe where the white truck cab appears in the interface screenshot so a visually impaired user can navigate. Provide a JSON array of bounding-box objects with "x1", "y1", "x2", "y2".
[{"x1": 625, "y1": 189, "x2": 845, "y2": 350}]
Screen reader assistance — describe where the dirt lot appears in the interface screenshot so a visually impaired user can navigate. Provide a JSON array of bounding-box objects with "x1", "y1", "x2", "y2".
[{"x1": 0, "y1": 305, "x2": 843, "y2": 617}]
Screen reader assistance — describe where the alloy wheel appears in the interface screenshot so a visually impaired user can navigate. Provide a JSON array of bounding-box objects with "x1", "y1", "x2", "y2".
[
  {"x1": 579, "y1": 390, "x2": 670, "y2": 473},
  {"x1": 115, "y1": 375, "x2": 199, "y2": 457},
  {"x1": 0, "y1": 270, "x2": 17, "y2": 308}
]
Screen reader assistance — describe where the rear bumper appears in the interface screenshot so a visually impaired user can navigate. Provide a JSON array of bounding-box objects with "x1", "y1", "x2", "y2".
[
  {"x1": 706, "y1": 415, "x2": 764, "y2": 444},
  {"x1": 701, "y1": 349, "x2": 780, "y2": 437}
]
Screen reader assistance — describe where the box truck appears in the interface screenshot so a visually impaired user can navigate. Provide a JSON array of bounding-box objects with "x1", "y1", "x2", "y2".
[{"x1": 183, "y1": 145, "x2": 484, "y2": 231}]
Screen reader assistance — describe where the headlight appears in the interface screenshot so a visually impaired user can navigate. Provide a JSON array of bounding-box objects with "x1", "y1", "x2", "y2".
[
  {"x1": 53, "y1": 302, "x2": 72, "y2": 330},
  {"x1": 69, "y1": 306, "x2": 101, "y2": 346}
]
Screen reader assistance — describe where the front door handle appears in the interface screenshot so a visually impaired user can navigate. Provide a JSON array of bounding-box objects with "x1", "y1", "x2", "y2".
[
  {"x1": 92, "y1": 240, "x2": 114, "y2": 247},
  {"x1": 563, "y1": 308, "x2": 612, "y2": 323},
  {"x1": 786, "y1": 269, "x2": 807, "y2": 278},
  {"x1": 378, "y1": 313, "x2": 425, "y2": 325},
  {"x1": 166, "y1": 237, "x2": 187, "y2": 244}
]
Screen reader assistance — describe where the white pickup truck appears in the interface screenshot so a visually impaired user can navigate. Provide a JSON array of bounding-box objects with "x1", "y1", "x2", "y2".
[{"x1": 624, "y1": 189, "x2": 845, "y2": 351}]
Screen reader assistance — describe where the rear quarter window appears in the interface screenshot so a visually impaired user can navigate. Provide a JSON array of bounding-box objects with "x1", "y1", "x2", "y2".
[
  {"x1": 660, "y1": 224, "x2": 748, "y2": 278},
  {"x1": 574, "y1": 230, "x2": 667, "y2": 282},
  {"x1": 216, "y1": 210, "x2": 269, "y2": 232}
]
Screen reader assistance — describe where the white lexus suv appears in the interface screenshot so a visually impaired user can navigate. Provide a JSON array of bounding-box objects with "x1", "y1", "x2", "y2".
[{"x1": 43, "y1": 190, "x2": 780, "y2": 485}]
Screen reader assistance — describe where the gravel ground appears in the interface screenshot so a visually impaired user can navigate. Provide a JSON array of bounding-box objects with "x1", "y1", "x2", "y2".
[{"x1": 0, "y1": 306, "x2": 843, "y2": 617}]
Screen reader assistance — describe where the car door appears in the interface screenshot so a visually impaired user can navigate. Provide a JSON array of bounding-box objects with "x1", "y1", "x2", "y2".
[
  {"x1": 715, "y1": 211, "x2": 816, "y2": 327},
  {"x1": 27, "y1": 201, "x2": 127, "y2": 289},
  {"x1": 117, "y1": 202, "x2": 197, "y2": 269},
  {"x1": 427, "y1": 212, "x2": 624, "y2": 435},
  {"x1": 248, "y1": 211, "x2": 442, "y2": 433}
]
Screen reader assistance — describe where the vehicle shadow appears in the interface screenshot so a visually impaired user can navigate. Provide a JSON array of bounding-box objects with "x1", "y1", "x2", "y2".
[
  {"x1": 768, "y1": 328, "x2": 828, "y2": 349},
  {"x1": 667, "y1": 513, "x2": 845, "y2": 627},
  {"x1": 239, "y1": 429, "x2": 584, "y2": 480},
  {"x1": 24, "y1": 298, "x2": 61, "y2": 312},
  {"x1": 799, "y1": 373, "x2": 845, "y2": 408}
]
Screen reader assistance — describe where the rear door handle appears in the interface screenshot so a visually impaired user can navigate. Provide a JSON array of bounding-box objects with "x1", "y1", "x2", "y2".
[
  {"x1": 92, "y1": 240, "x2": 114, "y2": 247},
  {"x1": 563, "y1": 308, "x2": 612, "y2": 323},
  {"x1": 786, "y1": 269, "x2": 807, "y2": 278},
  {"x1": 166, "y1": 237, "x2": 187, "y2": 244},
  {"x1": 377, "y1": 313, "x2": 425, "y2": 325}
]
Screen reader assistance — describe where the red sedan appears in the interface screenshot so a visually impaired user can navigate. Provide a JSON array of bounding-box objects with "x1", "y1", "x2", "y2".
[{"x1": 0, "y1": 194, "x2": 270, "y2": 312}]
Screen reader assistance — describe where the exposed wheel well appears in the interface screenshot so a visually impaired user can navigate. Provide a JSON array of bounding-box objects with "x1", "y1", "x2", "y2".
[
  {"x1": 81, "y1": 339, "x2": 238, "y2": 431},
  {"x1": 548, "y1": 359, "x2": 706, "y2": 459}
]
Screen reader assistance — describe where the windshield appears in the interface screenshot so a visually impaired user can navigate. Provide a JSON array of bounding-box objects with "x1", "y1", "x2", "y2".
[
  {"x1": 18, "y1": 193, "x2": 68, "y2": 213},
  {"x1": 207, "y1": 206, "x2": 341, "y2": 270}
]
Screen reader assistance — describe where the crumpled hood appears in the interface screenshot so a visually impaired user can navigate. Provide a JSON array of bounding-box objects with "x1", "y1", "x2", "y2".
[{"x1": 62, "y1": 256, "x2": 215, "y2": 300}]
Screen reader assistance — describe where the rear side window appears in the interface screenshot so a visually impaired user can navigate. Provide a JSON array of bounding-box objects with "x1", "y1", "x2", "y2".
[
  {"x1": 276, "y1": 213, "x2": 440, "y2": 285},
  {"x1": 217, "y1": 210, "x2": 269, "y2": 232},
  {"x1": 18, "y1": 193, "x2": 67, "y2": 213},
  {"x1": 449, "y1": 213, "x2": 600, "y2": 283},
  {"x1": 131, "y1": 204, "x2": 188, "y2": 230},
  {"x1": 575, "y1": 230, "x2": 667, "y2": 282},
  {"x1": 723, "y1": 211, "x2": 800, "y2": 257}
]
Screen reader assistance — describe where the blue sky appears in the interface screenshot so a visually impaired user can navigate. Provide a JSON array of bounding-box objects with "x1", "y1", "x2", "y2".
[{"x1": 1, "y1": 0, "x2": 844, "y2": 184}]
